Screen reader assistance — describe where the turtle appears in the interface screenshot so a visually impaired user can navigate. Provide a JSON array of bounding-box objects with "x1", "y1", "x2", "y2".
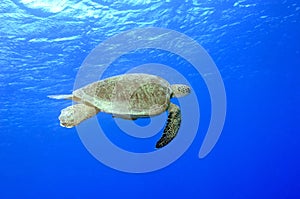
[{"x1": 48, "y1": 73, "x2": 191, "y2": 148}]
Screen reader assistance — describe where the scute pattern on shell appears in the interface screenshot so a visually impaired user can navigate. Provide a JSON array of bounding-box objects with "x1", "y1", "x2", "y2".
[
  {"x1": 73, "y1": 73, "x2": 172, "y2": 116},
  {"x1": 129, "y1": 83, "x2": 170, "y2": 115}
]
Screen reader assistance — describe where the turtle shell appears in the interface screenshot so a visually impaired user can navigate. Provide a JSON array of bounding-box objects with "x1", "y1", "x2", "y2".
[{"x1": 73, "y1": 73, "x2": 172, "y2": 117}]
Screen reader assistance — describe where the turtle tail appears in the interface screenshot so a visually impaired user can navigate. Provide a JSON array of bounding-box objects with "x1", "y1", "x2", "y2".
[
  {"x1": 155, "y1": 103, "x2": 181, "y2": 148},
  {"x1": 48, "y1": 94, "x2": 73, "y2": 100}
]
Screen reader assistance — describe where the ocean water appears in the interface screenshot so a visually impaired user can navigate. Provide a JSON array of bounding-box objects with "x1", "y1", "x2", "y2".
[{"x1": 1, "y1": 0, "x2": 300, "y2": 198}]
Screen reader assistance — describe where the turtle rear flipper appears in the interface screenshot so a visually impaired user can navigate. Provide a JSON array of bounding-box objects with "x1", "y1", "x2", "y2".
[
  {"x1": 155, "y1": 103, "x2": 181, "y2": 148},
  {"x1": 48, "y1": 94, "x2": 73, "y2": 100},
  {"x1": 59, "y1": 104, "x2": 100, "y2": 128}
]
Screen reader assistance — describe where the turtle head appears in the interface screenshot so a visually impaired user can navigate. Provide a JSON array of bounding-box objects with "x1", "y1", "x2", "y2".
[{"x1": 171, "y1": 84, "x2": 191, "y2": 98}]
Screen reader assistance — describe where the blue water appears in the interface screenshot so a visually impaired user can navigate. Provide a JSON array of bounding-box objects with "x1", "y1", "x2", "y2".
[{"x1": 1, "y1": 0, "x2": 300, "y2": 198}]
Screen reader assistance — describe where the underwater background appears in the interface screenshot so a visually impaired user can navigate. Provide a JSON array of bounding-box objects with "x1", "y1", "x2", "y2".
[{"x1": 1, "y1": 0, "x2": 299, "y2": 198}]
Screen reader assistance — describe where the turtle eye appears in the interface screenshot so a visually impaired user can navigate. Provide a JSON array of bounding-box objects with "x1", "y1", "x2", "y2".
[{"x1": 180, "y1": 86, "x2": 190, "y2": 93}]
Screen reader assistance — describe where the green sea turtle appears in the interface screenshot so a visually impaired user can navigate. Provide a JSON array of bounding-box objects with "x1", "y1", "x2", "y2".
[{"x1": 48, "y1": 73, "x2": 191, "y2": 148}]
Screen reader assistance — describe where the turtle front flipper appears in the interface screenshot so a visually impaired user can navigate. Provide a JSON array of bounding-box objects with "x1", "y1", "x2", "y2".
[
  {"x1": 59, "y1": 104, "x2": 100, "y2": 128},
  {"x1": 156, "y1": 103, "x2": 181, "y2": 148}
]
